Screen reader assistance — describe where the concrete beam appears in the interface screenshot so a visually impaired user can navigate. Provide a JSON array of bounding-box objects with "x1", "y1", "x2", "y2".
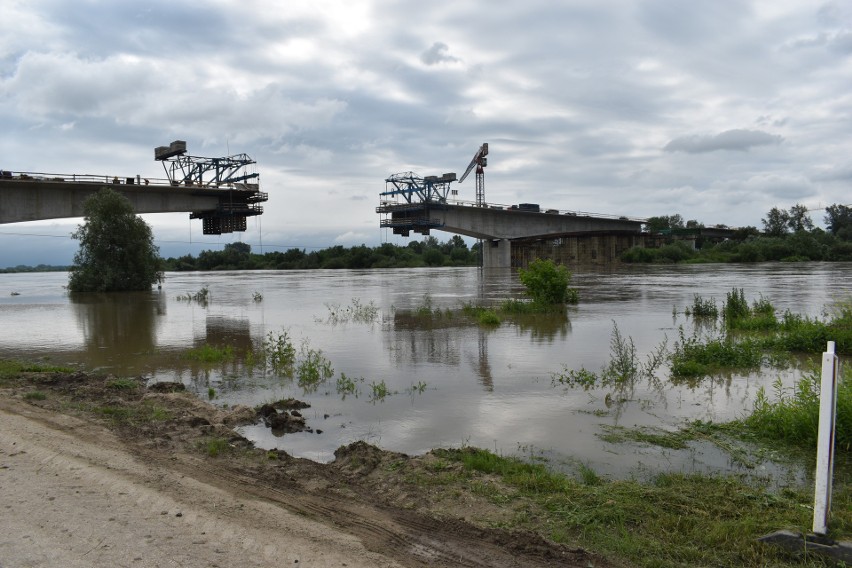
[
  {"x1": 429, "y1": 204, "x2": 642, "y2": 240},
  {"x1": 0, "y1": 179, "x2": 223, "y2": 224}
]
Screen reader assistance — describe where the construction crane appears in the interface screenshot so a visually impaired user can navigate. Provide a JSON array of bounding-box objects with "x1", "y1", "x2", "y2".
[
  {"x1": 154, "y1": 140, "x2": 267, "y2": 235},
  {"x1": 458, "y1": 143, "x2": 488, "y2": 207},
  {"x1": 154, "y1": 140, "x2": 259, "y2": 187}
]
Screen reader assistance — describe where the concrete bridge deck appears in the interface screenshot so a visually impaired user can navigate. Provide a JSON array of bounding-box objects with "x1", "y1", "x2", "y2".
[
  {"x1": 0, "y1": 171, "x2": 266, "y2": 234},
  {"x1": 378, "y1": 200, "x2": 644, "y2": 267}
]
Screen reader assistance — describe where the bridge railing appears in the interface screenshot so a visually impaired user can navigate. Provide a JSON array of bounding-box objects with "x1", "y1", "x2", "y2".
[
  {"x1": 377, "y1": 195, "x2": 647, "y2": 223},
  {"x1": 0, "y1": 171, "x2": 260, "y2": 190}
]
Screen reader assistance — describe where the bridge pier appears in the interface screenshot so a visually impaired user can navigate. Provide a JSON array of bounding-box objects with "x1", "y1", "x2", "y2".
[{"x1": 483, "y1": 239, "x2": 512, "y2": 269}]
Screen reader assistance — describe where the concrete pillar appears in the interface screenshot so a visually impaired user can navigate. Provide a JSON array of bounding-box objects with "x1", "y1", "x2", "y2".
[{"x1": 483, "y1": 239, "x2": 511, "y2": 269}]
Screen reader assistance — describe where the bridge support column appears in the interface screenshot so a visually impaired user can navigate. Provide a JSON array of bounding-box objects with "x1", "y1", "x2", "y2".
[{"x1": 483, "y1": 239, "x2": 511, "y2": 269}]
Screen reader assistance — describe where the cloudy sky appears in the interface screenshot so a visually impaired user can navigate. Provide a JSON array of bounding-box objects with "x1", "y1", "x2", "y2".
[{"x1": 1, "y1": 0, "x2": 850, "y2": 266}]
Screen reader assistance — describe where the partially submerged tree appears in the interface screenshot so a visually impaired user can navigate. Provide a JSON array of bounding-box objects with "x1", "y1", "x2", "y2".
[
  {"x1": 518, "y1": 258, "x2": 578, "y2": 306},
  {"x1": 68, "y1": 187, "x2": 163, "y2": 292}
]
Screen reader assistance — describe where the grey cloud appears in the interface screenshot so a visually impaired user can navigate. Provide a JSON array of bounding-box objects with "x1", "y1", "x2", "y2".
[
  {"x1": 663, "y1": 129, "x2": 783, "y2": 153},
  {"x1": 420, "y1": 42, "x2": 459, "y2": 65}
]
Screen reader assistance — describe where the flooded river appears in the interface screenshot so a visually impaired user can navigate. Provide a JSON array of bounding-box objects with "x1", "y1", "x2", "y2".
[{"x1": 1, "y1": 263, "x2": 849, "y2": 479}]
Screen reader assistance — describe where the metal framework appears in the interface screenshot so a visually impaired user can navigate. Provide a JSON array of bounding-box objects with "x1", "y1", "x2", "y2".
[
  {"x1": 458, "y1": 143, "x2": 488, "y2": 207},
  {"x1": 380, "y1": 171, "x2": 457, "y2": 204},
  {"x1": 377, "y1": 171, "x2": 457, "y2": 237},
  {"x1": 155, "y1": 140, "x2": 259, "y2": 187},
  {"x1": 154, "y1": 140, "x2": 266, "y2": 235}
]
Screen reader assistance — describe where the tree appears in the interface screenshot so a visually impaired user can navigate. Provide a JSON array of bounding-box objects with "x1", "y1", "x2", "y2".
[
  {"x1": 645, "y1": 214, "x2": 685, "y2": 233},
  {"x1": 68, "y1": 188, "x2": 163, "y2": 292},
  {"x1": 518, "y1": 259, "x2": 578, "y2": 305},
  {"x1": 825, "y1": 204, "x2": 852, "y2": 241},
  {"x1": 787, "y1": 203, "x2": 813, "y2": 232},
  {"x1": 761, "y1": 207, "x2": 790, "y2": 237}
]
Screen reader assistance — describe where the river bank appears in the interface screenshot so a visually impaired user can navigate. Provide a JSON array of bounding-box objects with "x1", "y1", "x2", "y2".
[{"x1": 2, "y1": 364, "x2": 849, "y2": 567}]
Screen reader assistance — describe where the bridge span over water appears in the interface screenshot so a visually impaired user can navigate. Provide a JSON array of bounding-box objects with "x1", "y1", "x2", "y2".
[
  {"x1": 0, "y1": 142, "x2": 267, "y2": 235},
  {"x1": 378, "y1": 199, "x2": 644, "y2": 268}
]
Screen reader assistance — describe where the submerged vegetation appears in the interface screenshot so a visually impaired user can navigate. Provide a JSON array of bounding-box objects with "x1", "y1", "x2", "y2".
[{"x1": 2, "y1": 278, "x2": 851, "y2": 567}]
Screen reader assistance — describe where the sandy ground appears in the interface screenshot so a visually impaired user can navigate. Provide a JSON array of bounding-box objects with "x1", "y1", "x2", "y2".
[
  {"x1": 0, "y1": 376, "x2": 603, "y2": 568},
  {"x1": 0, "y1": 399, "x2": 401, "y2": 568}
]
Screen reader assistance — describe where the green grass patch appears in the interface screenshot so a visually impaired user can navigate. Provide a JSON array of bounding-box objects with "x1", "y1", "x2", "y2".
[
  {"x1": 202, "y1": 437, "x2": 230, "y2": 457},
  {"x1": 670, "y1": 330, "x2": 763, "y2": 379},
  {"x1": 23, "y1": 390, "x2": 47, "y2": 400},
  {"x1": 685, "y1": 294, "x2": 718, "y2": 318},
  {"x1": 434, "y1": 447, "x2": 850, "y2": 567},
  {"x1": 185, "y1": 344, "x2": 235, "y2": 363},
  {"x1": 0, "y1": 359, "x2": 74, "y2": 381},
  {"x1": 737, "y1": 368, "x2": 851, "y2": 453},
  {"x1": 106, "y1": 377, "x2": 139, "y2": 390}
]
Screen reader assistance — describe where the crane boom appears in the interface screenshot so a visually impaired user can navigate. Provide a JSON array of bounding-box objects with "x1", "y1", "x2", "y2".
[{"x1": 458, "y1": 143, "x2": 488, "y2": 207}]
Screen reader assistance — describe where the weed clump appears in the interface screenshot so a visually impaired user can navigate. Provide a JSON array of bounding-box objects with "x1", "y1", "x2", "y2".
[{"x1": 742, "y1": 368, "x2": 851, "y2": 453}]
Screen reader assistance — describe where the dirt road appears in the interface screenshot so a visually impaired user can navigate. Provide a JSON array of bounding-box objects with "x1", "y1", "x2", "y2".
[
  {"x1": 0, "y1": 399, "x2": 402, "y2": 567},
  {"x1": 0, "y1": 374, "x2": 604, "y2": 568}
]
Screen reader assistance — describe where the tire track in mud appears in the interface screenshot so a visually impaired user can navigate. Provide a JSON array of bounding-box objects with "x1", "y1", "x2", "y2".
[
  {"x1": 159, "y1": 451, "x2": 592, "y2": 568},
  {"x1": 0, "y1": 394, "x2": 598, "y2": 568},
  {"x1": 0, "y1": 399, "x2": 403, "y2": 567}
]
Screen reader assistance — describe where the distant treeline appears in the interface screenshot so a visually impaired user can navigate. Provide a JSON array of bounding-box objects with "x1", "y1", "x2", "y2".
[
  {"x1": 622, "y1": 204, "x2": 852, "y2": 264},
  {"x1": 0, "y1": 264, "x2": 69, "y2": 273},
  {"x1": 161, "y1": 236, "x2": 481, "y2": 271}
]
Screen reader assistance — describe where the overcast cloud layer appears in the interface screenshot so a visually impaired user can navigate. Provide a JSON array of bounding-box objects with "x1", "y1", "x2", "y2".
[{"x1": 1, "y1": 0, "x2": 851, "y2": 266}]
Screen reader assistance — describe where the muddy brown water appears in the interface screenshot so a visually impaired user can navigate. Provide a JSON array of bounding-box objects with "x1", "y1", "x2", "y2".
[{"x1": 1, "y1": 262, "x2": 849, "y2": 480}]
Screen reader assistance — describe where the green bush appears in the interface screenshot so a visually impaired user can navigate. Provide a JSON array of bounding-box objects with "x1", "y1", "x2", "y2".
[{"x1": 518, "y1": 259, "x2": 578, "y2": 306}]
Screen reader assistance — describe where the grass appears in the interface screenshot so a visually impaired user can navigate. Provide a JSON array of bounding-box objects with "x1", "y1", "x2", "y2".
[
  {"x1": 685, "y1": 294, "x2": 719, "y2": 318},
  {"x1": 106, "y1": 377, "x2": 139, "y2": 390},
  {"x1": 738, "y1": 367, "x2": 852, "y2": 453},
  {"x1": 716, "y1": 290, "x2": 852, "y2": 355},
  {"x1": 261, "y1": 330, "x2": 297, "y2": 373},
  {"x1": 336, "y1": 372, "x2": 363, "y2": 397},
  {"x1": 461, "y1": 303, "x2": 502, "y2": 325},
  {"x1": 369, "y1": 380, "x2": 392, "y2": 402},
  {"x1": 670, "y1": 329, "x2": 763, "y2": 379},
  {"x1": 553, "y1": 322, "x2": 667, "y2": 388},
  {"x1": 186, "y1": 344, "x2": 235, "y2": 363},
  {"x1": 296, "y1": 343, "x2": 334, "y2": 391},
  {"x1": 0, "y1": 360, "x2": 73, "y2": 381},
  {"x1": 324, "y1": 298, "x2": 380, "y2": 324},
  {"x1": 431, "y1": 447, "x2": 851, "y2": 567},
  {"x1": 23, "y1": 390, "x2": 47, "y2": 400},
  {"x1": 202, "y1": 437, "x2": 230, "y2": 457},
  {"x1": 176, "y1": 286, "x2": 209, "y2": 304}
]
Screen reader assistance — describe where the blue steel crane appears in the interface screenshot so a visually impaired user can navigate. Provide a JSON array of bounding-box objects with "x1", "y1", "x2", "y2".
[{"x1": 378, "y1": 171, "x2": 457, "y2": 237}]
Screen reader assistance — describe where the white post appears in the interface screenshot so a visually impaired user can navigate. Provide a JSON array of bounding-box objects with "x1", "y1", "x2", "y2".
[{"x1": 813, "y1": 341, "x2": 839, "y2": 535}]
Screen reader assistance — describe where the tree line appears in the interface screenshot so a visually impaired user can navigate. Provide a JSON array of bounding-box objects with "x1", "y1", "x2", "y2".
[
  {"x1": 624, "y1": 203, "x2": 852, "y2": 263},
  {"x1": 162, "y1": 236, "x2": 480, "y2": 271}
]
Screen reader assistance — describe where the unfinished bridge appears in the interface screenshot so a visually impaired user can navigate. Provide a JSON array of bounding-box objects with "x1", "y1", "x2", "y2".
[
  {"x1": 377, "y1": 170, "x2": 645, "y2": 268},
  {"x1": 0, "y1": 141, "x2": 267, "y2": 235}
]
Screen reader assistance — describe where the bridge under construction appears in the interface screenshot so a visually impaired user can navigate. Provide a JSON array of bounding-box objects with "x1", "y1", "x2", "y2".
[
  {"x1": 0, "y1": 141, "x2": 267, "y2": 235},
  {"x1": 377, "y1": 144, "x2": 653, "y2": 268}
]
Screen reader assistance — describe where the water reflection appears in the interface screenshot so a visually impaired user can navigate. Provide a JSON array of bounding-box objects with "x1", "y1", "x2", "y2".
[
  {"x1": 5, "y1": 263, "x2": 849, "y2": 481},
  {"x1": 70, "y1": 291, "x2": 166, "y2": 368},
  {"x1": 513, "y1": 311, "x2": 572, "y2": 342},
  {"x1": 390, "y1": 312, "x2": 463, "y2": 367}
]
